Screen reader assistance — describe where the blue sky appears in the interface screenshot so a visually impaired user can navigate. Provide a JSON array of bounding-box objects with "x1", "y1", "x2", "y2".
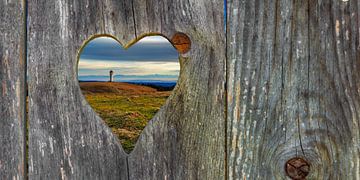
[{"x1": 78, "y1": 36, "x2": 180, "y2": 82}]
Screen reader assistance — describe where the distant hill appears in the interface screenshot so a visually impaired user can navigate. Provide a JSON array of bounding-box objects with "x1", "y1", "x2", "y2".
[
  {"x1": 128, "y1": 81, "x2": 176, "y2": 91},
  {"x1": 114, "y1": 74, "x2": 178, "y2": 79}
]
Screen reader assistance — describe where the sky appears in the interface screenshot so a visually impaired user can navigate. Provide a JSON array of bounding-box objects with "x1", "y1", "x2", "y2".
[
  {"x1": 78, "y1": 2, "x2": 226, "y2": 82},
  {"x1": 78, "y1": 36, "x2": 180, "y2": 82}
]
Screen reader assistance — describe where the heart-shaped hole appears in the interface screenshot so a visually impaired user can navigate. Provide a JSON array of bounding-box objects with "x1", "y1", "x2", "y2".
[{"x1": 78, "y1": 35, "x2": 184, "y2": 153}]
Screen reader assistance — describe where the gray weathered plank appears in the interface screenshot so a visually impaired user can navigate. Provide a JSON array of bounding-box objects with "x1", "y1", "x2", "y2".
[
  {"x1": 127, "y1": 0, "x2": 226, "y2": 179},
  {"x1": 0, "y1": 0, "x2": 26, "y2": 179},
  {"x1": 27, "y1": 0, "x2": 134, "y2": 179},
  {"x1": 28, "y1": 0, "x2": 225, "y2": 179},
  {"x1": 227, "y1": 0, "x2": 360, "y2": 179}
]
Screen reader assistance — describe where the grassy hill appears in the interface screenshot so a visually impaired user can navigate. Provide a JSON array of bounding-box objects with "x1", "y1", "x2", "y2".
[{"x1": 80, "y1": 82, "x2": 171, "y2": 153}]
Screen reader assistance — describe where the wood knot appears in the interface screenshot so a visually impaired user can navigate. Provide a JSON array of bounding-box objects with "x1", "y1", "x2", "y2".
[
  {"x1": 171, "y1": 32, "x2": 191, "y2": 54},
  {"x1": 285, "y1": 157, "x2": 310, "y2": 180}
]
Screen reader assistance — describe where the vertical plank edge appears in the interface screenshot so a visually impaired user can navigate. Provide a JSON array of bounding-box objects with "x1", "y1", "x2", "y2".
[{"x1": 0, "y1": 0, "x2": 26, "y2": 179}]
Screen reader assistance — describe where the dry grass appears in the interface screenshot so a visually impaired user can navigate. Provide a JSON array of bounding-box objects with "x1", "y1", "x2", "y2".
[{"x1": 80, "y1": 82, "x2": 171, "y2": 153}]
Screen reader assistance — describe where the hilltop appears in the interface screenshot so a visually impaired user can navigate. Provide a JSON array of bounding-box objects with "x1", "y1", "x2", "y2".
[
  {"x1": 80, "y1": 82, "x2": 159, "y2": 95},
  {"x1": 79, "y1": 82, "x2": 172, "y2": 153}
]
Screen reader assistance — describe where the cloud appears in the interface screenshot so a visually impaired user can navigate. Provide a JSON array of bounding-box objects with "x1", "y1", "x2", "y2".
[
  {"x1": 78, "y1": 60, "x2": 180, "y2": 76},
  {"x1": 80, "y1": 36, "x2": 179, "y2": 62},
  {"x1": 137, "y1": 36, "x2": 170, "y2": 43},
  {"x1": 78, "y1": 36, "x2": 180, "y2": 80}
]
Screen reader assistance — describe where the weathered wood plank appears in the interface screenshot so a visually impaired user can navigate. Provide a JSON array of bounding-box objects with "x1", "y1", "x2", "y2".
[
  {"x1": 128, "y1": 0, "x2": 226, "y2": 179},
  {"x1": 28, "y1": 0, "x2": 225, "y2": 179},
  {"x1": 0, "y1": 0, "x2": 26, "y2": 179},
  {"x1": 67, "y1": 0, "x2": 228, "y2": 179},
  {"x1": 227, "y1": 0, "x2": 360, "y2": 179},
  {"x1": 27, "y1": 1, "x2": 135, "y2": 179}
]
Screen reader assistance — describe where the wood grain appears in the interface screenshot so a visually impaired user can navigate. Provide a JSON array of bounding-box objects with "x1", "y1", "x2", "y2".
[
  {"x1": 227, "y1": 0, "x2": 360, "y2": 179},
  {"x1": 128, "y1": 0, "x2": 225, "y2": 179},
  {"x1": 0, "y1": 0, "x2": 26, "y2": 179},
  {"x1": 27, "y1": 1, "x2": 133, "y2": 179},
  {"x1": 28, "y1": 0, "x2": 225, "y2": 179}
]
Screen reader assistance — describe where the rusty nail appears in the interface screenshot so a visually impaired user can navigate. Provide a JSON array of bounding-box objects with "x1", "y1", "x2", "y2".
[
  {"x1": 171, "y1": 32, "x2": 191, "y2": 54},
  {"x1": 285, "y1": 157, "x2": 310, "y2": 180}
]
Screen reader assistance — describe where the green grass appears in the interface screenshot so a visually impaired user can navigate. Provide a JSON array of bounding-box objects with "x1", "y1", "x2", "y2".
[{"x1": 84, "y1": 93, "x2": 169, "y2": 153}]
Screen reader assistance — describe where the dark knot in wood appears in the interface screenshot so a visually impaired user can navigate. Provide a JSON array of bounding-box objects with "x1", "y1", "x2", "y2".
[
  {"x1": 285, "y1": 157, "x2": 310, "y2": 180},
  {"x1": 171, "y1": 32, "x2": 191, "y2": 54}
]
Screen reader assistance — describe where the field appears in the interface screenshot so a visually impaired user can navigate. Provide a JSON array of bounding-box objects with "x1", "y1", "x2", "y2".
[{"x1": 80, "y1": 82, "x2": 172, "y2": 153}]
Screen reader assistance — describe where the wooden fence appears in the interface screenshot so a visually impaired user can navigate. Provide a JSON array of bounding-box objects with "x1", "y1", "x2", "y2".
[{"x1": 0, "y1": 0, "x2": 359, "y2": 179}]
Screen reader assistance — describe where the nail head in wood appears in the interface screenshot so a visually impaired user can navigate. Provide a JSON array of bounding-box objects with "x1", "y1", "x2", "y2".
[
  {"x1": 285, "y1": 157, "x2": 310, "y2": 180},
  {"x1": 171, "y1": 32, "x2": 191, "y2": 54}
]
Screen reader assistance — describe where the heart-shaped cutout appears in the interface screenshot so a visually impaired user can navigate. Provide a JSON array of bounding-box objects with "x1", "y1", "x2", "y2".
[{"x1": 77, "y1": 35, "x2": 184, "y2": 153}]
